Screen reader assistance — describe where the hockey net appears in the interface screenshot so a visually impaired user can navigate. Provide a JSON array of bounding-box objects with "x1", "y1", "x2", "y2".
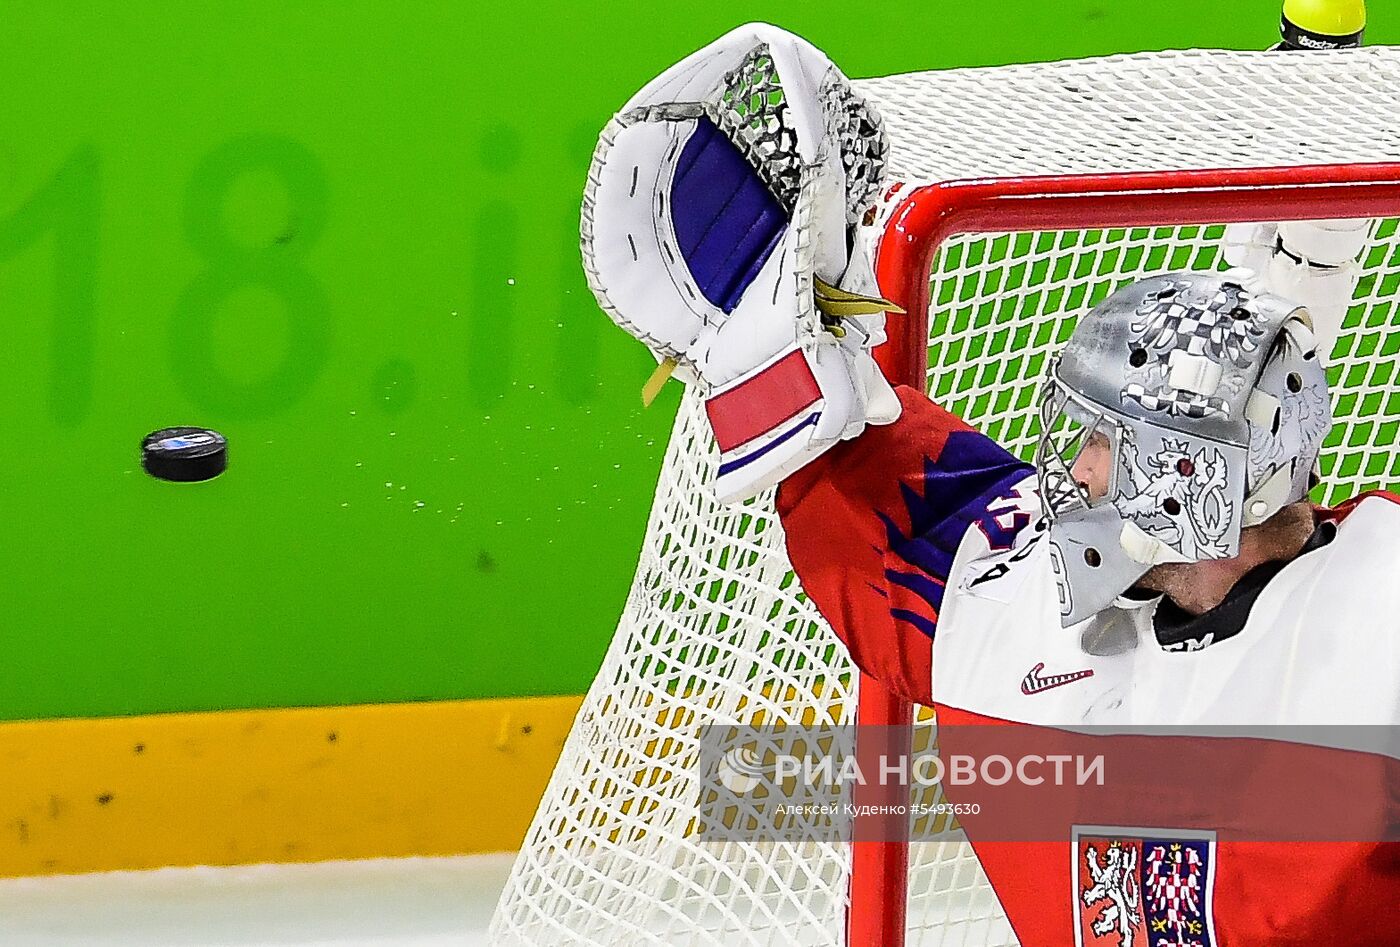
[{"x1": 492, "y1": 48, "x2": 1400, "y2": 947}]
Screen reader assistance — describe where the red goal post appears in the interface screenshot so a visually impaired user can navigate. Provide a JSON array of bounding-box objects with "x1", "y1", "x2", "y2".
[{"x1": 850, "y1": 161, "x2": 1400, "y2": 947}]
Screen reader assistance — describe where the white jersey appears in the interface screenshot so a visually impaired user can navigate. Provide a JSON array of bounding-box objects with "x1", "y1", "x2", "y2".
[
  {"x1": 936, "y1": 483, "x2": 1400, "y2": 727},
  {"x1": 778, "y1": 393, "x2": 1400, "y2": 946}
]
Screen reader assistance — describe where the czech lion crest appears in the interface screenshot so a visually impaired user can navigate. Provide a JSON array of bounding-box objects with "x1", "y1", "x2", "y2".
[
  {"x1": 1074, "y1": 827, "x2": 1218, "y2": 947},
  {"x1": 1116, "y1": 431, "x2": 1234, "y2": 559}
]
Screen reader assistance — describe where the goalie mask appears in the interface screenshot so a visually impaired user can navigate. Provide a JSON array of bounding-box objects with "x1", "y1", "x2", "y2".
[{"x1": 1038, "y1": 272, "x2": 1332, "y2": 626}]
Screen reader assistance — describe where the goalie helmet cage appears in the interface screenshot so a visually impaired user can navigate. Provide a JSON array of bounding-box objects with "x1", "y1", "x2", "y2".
[{"x1": 492, "y1": 48, "x2": 1400, "y2": 947}]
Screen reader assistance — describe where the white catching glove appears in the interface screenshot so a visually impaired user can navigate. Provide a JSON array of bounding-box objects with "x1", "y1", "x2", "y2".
[
  {"x1": 581, "y1": 23, "x2": 902, "y2": 503},
  {"x1": 1223, "y1": 217, "x2": 1373, "y2": 355}
]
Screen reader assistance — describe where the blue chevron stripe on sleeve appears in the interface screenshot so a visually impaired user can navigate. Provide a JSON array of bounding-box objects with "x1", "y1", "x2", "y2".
[{"x1": 875, "y1": 431, "x2": 1033, "y2": 638}]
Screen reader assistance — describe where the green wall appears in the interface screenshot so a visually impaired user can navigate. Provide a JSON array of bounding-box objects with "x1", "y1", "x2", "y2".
[{"x1": 0, "y1": 2, "x2": 1390, "y2": 719}]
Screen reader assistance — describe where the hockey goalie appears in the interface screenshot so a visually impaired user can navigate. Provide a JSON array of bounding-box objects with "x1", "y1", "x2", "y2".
[{"x1": 582, "y1": 23, "x2": 1400, "y2": 947}]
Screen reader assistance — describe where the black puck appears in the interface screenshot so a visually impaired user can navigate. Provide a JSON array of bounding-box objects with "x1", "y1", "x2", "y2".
[{"x1": 141, "y1": 427, "x2": 228, "y2": 482}]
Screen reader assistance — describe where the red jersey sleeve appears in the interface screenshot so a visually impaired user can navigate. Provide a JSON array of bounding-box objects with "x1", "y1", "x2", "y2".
[{"x1": 776, "y1": 386, "x2": 1034, "y2": 705}]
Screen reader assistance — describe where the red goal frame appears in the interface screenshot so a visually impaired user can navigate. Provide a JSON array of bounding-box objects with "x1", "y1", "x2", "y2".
[{"x1": 849, "y1": 162, "x2": 1400, "y2": 947}]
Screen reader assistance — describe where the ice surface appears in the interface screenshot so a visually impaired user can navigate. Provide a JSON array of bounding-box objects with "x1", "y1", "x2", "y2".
[{"x1": 0, "y1": 854, "x2": 511, "y2": 947}]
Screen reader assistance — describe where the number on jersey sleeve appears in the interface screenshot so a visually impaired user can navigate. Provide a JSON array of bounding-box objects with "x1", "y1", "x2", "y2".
[{"x1": 777, "y1": 386, "x2": 1034, "y2": 705}]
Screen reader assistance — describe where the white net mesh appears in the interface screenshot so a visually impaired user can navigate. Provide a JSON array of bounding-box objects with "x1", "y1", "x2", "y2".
[{"x1": 492, "y1": 48, "x2": 1400, "y2": 947}]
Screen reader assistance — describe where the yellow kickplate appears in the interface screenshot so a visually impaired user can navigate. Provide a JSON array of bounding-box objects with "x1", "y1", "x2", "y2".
[{"x1": 0, "y1": 695, "x2": 582, "y2": 878}]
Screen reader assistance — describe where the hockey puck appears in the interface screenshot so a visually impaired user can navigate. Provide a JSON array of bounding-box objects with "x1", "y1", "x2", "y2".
[{"x1": 141, "y1": 427, "x2": 228, "y2": 482}]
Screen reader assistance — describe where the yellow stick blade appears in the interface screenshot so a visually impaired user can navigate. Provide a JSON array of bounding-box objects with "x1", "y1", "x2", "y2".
[
  {"x1": 813, "y1": 276, "x2": 906, "y2": 316},
  {"x1": 642, "y1": 357, "x2": 678, "y2": 407}
]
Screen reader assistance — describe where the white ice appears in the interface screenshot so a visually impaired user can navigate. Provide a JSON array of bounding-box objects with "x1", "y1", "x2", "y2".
[{"x1": 0, "y1": 853, "x2": 512, "y2": 947}]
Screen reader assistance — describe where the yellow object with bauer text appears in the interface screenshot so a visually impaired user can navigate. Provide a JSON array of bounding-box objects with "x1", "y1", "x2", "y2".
[{"x1": 1280, "y1": 0, "x2": 1366, "y2": 48}]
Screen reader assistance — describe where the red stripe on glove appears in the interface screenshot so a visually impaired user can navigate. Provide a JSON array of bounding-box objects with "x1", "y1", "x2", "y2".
[{"x1": 706, "y1": 349, "x2": 821, "y2": 453}]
